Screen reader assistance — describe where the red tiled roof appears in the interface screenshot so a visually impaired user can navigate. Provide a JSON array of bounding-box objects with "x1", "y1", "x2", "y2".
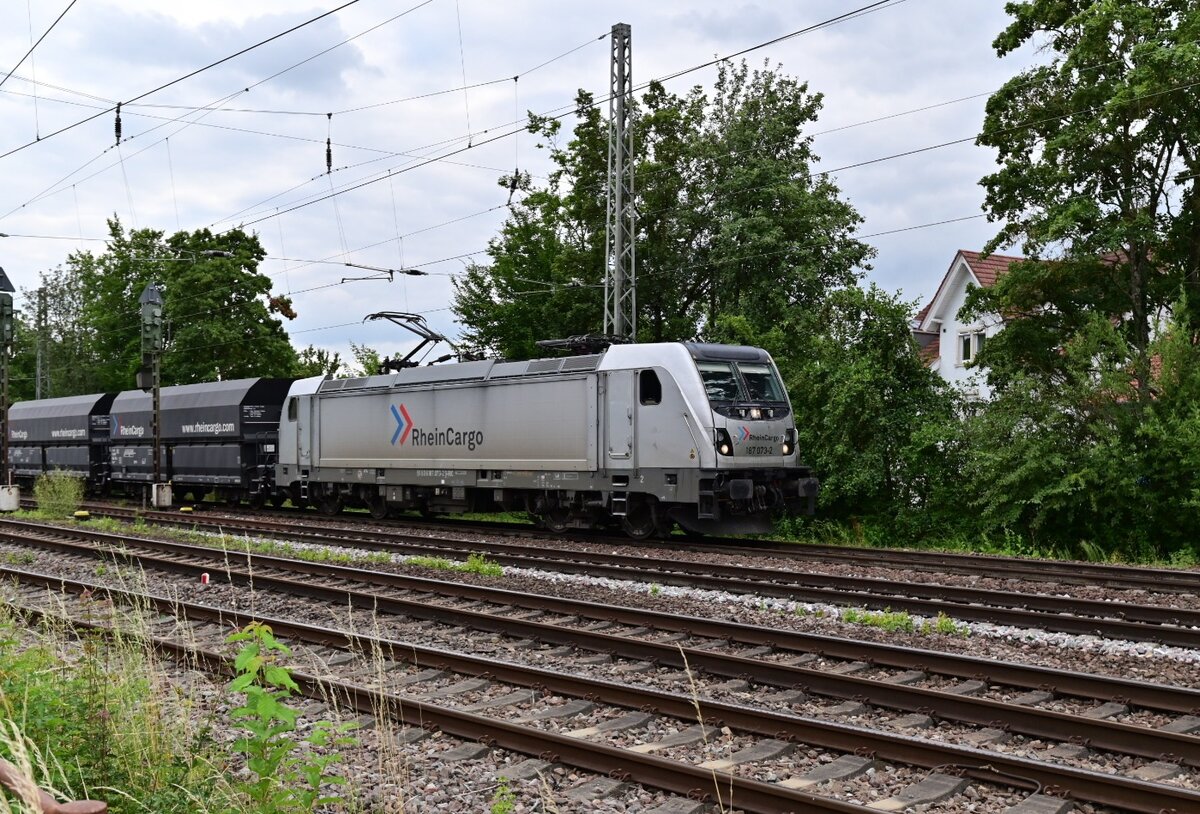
[
  {"x1": 916, "y1": 333, "x2": 939, "y2": 364},
  {"x1": 958, "y1": 250, "x2": 1024, "y2": 288},
  {"x1": 913, "y1": 250, "x2": 1025, "y2": 330}
]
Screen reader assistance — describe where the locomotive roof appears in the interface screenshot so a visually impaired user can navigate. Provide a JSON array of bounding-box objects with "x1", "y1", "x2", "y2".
[
  {"x1": 316, "y1": 342, "x2": 774, "y2": 393},
  {"x1": 10, "y1": 392, "x2": 115, "y2": 420},
  {"x1": 112, "y1": 377, "x2": 294, "y2": 411}
]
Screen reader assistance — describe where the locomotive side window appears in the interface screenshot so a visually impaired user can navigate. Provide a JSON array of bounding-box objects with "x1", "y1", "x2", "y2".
[
  {"x1": 639, "y1": 370, "x2": 662, "y2": 405},
  {"x1": 738, "y1": 363, "x2": 786, "y2": 402},
  {"x1": 287, "y1": 397, "x2": 298, "y2": 421},
  {"x1": 697, "y1": 362, "x2": 742, "y2": 402}
]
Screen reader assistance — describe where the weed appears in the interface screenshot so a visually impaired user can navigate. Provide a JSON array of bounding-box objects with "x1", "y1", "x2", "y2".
[
  {"x1": 648, "y1": 583, "x2": 661, "y2": 597},
  {"x1": 226, "y1": 622, "x2": 357, "y2": 813},
  {"x1": 920, "y1": 612, "x2": 970, "y2": 637},
  {"x1": 839, "y1": 607, "x2": 915, "y2": 633},
  {"x1": 406, "y1": 555, "x2": 454, "y2": 570},
  {"x1": 489, "y1": 778, "x2": 516, "y2": 814},
  {"x1": 0, "y1": 551, "x2": 35, "y2": 566},
  {"x1": 405, "y1": 553, "x2": 503, "y2": 577},
  {"x1": 462, "y1": 553, "x2": 504, "y2": 577},
  {"x1": 0, "y1": 607, "x2": 229, "y2": 813}
]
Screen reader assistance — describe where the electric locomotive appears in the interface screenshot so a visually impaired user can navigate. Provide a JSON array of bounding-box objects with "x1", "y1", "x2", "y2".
[{"x1": 275, "y1": 342, "x2": 816, "y2": 537}]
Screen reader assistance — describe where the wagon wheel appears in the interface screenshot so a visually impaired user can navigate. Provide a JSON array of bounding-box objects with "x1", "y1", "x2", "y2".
[{"x1": 247, "y1": 492, "x2": 267, "y2": 510}]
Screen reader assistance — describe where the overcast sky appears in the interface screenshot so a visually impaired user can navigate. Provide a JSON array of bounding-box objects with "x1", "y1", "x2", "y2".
[{"x1": 0, "y1": 0, "x2": 1039, "y2": 364}]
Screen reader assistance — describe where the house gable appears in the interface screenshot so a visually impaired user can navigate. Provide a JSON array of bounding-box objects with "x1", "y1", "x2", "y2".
[{"x1": 913, "y1": 249, "x2": 1023, "y2": 398}]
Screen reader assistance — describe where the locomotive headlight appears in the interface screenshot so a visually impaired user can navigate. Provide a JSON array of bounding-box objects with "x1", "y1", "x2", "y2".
[
  {"x1": 782, "y1": 428, "x2": 796, "y2": 456},
  {"x1": 715, "y1": 428, "x2": 734, "y2": 456},
  {"x1": 749, "y1": 408, "x2": 762, "y2": 420}
]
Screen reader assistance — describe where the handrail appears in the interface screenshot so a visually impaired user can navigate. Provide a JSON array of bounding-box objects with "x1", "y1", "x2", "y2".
[{"x1": 0, "y1": 757, "x2": 107, "y2": 813}]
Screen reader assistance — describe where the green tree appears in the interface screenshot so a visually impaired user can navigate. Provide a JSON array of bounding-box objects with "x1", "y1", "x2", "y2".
[
  {"x1": 453, "y1": 61, "x2": 873, "y2": 358},
  {"x1": 68, "y1": 218, "x2": 298, "y2": 390},
  {"x1": 971, "y1": 0, "x2": 1200, "y2": 395},
  {"x1": 292, "y1": 345, "x2": 342, "y2": 378},
  {"x1": 347, "y1": 342, "x2": 381, "y2": 377},
  {"x1": 781, "y1": 286, "x2": 959, "y2": 526},
  {"x1": 948, "y1": 1, "x2": 1200, "y2": 558}
]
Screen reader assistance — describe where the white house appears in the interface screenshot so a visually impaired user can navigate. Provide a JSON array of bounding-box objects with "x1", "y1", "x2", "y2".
[{"x1": 912, "y1": 250, "x2": 1022, "y2": 400}]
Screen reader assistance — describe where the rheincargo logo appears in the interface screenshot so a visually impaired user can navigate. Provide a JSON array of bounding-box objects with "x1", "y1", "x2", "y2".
[
  {"x1": 113, "y1": 417, "x2": 146, "y2": 438},
  {"x1": 390, "y1": 403, "x2": 483, "y2": 450},
  {"x1": 390, "y1": 404, "x2": 413, "y2": 445}
]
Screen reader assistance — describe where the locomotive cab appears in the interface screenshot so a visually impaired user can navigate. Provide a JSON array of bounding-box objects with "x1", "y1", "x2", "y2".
[{"x1": 676, "y1": 343, "x2": 818, "y2": 534}]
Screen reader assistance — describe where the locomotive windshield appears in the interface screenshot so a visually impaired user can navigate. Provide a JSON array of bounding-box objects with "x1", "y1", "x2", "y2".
[{"x1": 697, "y1": 361, "x2": 786, "y2": 404}]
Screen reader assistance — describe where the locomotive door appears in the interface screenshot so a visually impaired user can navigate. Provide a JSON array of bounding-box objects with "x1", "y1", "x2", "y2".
[
  {"x1": 296, "y1": 396, "x2": 312, "y2": 468},
  {"x1": 605, "y1": 371, "x2": 634, "y2": 468}
]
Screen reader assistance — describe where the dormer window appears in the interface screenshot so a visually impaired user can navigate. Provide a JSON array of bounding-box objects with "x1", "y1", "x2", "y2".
[{"x1": 959, "y1": 330, "x2": 986, "y2": 364}]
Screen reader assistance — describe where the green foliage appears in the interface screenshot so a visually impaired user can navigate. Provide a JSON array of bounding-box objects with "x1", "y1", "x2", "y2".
[
  {"x1": 463, "y1": 553, "x2": 504, "y2": 577},
  {"x1": 225, "y1": 622, "x2": 356, "y2": 813},
  {"x1": 920, "y1": 613, "x2": 969, "y2": 637},
  {"x1": 839, "y1": 607, "x2": 915, "y2": 633},
  {"x1": 405, "y1": 553, "x2": 503, "y2": 577},
  {"x1": 453, "y1": 61, "x2": 872, "y2": 358},
  {"x1": 18, "y1": 219, "x2": 298, "y2": 395},
  {"x1": 783, "y1": 285, "x2": 961, "y2": 527},
  {"x1": 346, "y1": 342, "x2": 381, "y2": 377},
  {"x1": 291, "y1": 345, "x2": 342, "y2": 378},
  {"x1": 489, "y1": 779, "x2": 516, "y2": 814},
  {"x1": 0, "y1": 615, "x2": 225, "y2": 813},
  {"x1": 32, "y1": 471, "x2": 84, "y2": 517}
]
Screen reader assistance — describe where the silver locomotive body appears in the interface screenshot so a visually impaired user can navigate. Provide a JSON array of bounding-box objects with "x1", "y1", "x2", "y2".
[{"x1": 277, "y1": 342, "x2": 816, "y2": 536}]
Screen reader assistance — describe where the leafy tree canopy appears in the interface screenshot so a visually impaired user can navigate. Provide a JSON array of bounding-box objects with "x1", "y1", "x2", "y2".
[
  {"x1": 968, "y1": 0, "x2": 1200, "y2": 394},
  {"x1": 19, "y1": 218, "x2": 298, "y2": 396},
  {"x1": 453, "y1": 61, "x2": 874, "y2": 359}
]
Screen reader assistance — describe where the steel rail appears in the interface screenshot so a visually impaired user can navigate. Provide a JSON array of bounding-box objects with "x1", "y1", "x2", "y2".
[
  {"x1": 7, "y1": 568, "x2": 1200, "y2": 813},
  {"x1": 5, "y1": 518, "x2": 1199, "y2": 715},
  {"x1": 5, "y1": 530, "x2": 1200, "y2": 775},
  {"x1": 119, "y1": 499, "x2": 1200, "y2": 594},
  {"x1": 56, "y1": 512, "x2": 1200, "y2": 647}
]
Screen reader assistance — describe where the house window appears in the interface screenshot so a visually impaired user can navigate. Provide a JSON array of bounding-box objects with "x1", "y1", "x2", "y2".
[{"x1": 959, "y1": 331, "x2": 986, "y2": 364}]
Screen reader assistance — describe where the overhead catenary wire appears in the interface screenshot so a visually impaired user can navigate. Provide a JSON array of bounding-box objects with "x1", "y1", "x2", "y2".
[
  {"x1": 10, "y1": 0, "x2": 1171, "y2": 360},
  {"x1": 0, "y1": 0, "x2": 369, "y2": 163},
  {"x1": 0, "y1": 0, "x2": 442, "y2": 222},
  {"x1": 17, "y1": 205, "x2": 1008, "y2": 383},
  {"x1": 0, "y1": 0, "x2": 77, "y2": 92},
  {"x1": 223, "y1": 0, "x2": 913, "y2": 232}
]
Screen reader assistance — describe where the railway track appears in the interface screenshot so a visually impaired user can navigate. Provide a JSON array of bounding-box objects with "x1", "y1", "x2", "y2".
[
  {"x1": 2, "y1": 561, "x2": 1197, "y2": 813},
  {"x1": 48, "y1": 509, "x2": 1200, "y2": 648},
  {"x1": 1, "y1": 519, "x2": 1200, "y2": 809},
  {"x1": 69, "y1": 498, "x2": 1200, "y2": 594},
  {"x1": 213, "y1": 501, "x2": 1200, "y2": 594}
]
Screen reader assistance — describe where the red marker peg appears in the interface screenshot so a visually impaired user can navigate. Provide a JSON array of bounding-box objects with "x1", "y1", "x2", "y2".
[{"x1": 200, "y1": 573, "x2": 210, "y2": 585}]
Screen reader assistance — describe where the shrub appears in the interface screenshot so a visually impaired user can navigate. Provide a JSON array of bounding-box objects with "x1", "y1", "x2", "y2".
[{"x1": 32, "y1": 471, "x2": 84, "y2": 518}]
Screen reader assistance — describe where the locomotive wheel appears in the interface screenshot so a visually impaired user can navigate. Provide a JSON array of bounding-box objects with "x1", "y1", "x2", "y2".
[
  {"x1": 368, "y1": 496, "x2": 389, "y2": 520},
  {"x1": 247, "y1": 492, "x2": 266, "y2": 509},
  {"x1": 621, "y1": 501, "x2": 659, "y2": 540},
  {"x1": 318, "y1": 495, "x2": 343, "y2": 516},
  {"x1": 542, "y1": 507, "x2": 571, "y2": 534}
]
